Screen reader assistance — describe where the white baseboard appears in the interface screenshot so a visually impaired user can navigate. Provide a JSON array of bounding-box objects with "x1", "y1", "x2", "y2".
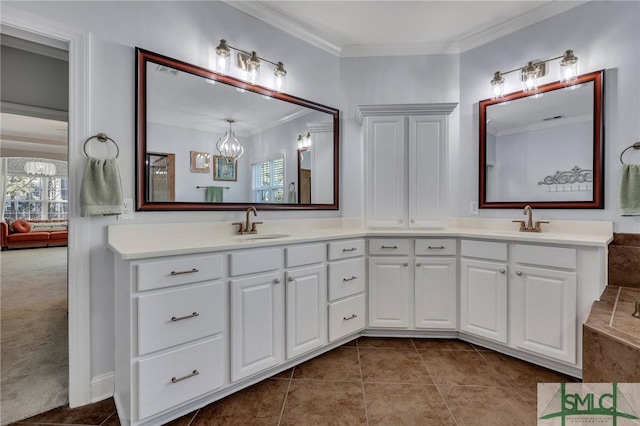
[{"x1": 90, "y1": 372, "x2": 114, "y2": 403}]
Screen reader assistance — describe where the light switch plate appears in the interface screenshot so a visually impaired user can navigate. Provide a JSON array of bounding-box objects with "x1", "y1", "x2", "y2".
[
  {"x1": 470, "y1": 201, "x2": 479, "y2": 215},
  {"x1": 117, "y1": 198, "x2": 134, "y2": 220}
]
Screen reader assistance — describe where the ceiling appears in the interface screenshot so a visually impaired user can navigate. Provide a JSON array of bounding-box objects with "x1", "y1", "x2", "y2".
[
  {"x1": 226, "y1": 1, "x2": 586, "y2": 57},
  {"x1": 0, "y1": 113, "x2": 68, "y2": 156}
]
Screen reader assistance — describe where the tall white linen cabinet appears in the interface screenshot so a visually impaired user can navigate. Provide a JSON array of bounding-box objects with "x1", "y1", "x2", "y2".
[{"x1": 356, "y1": 103, "x2": 458, "y2": 229}]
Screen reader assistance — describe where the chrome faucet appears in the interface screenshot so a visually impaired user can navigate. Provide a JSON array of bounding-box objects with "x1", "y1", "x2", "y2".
[
  {"x1": 513, "y1": 205, "x2": 549, "y2": 233},
  {"x1": 232, "y1": 206, "x2": 263, "y2": 234}
]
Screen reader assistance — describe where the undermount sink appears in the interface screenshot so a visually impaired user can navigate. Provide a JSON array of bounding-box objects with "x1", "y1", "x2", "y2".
[{"x1": 234, "y1": 233, "x2": 290, "y2": 241}]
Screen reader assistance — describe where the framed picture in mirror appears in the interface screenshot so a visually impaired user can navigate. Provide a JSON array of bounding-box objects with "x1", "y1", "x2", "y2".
[
  {"x1": 190, "y1": 151, "x2": 210, "y2": 173},
  {"x1": 213, "y1": 155, "x2": 237, "y2": 181}
]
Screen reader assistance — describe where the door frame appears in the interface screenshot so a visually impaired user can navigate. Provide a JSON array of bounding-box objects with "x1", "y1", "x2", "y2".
[{"x1": 2, "y1": 6, "x2": 92, "y2": 407}]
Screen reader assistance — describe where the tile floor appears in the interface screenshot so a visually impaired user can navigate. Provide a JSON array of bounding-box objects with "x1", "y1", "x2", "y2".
[{"x1": 11, "y1": 338, "x2": 576, "y2": 426}]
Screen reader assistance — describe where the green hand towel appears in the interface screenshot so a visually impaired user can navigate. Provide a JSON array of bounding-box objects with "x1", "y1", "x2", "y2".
[
  {"x1": 80, "y1": 157, "x2": 124, "y2": 216},
  {"x1": 619, "y1": 164, "x2": 640, "y2": 216},
  {"x1": 205, "y1": 186, "x2": 224, "y2": 202}
]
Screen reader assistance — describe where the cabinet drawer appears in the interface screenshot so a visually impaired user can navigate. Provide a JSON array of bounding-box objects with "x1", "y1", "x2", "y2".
[
  {"x1": 328, "y1": 239, "x2": 365, "y2": 260},
  {"x1": 514, "y1": 244, "x2": 576, "y2": 270},
  {"x1": 415, "y1": 239, "x2": 456, "y2": 256},
  {"x1": 138, "y1": 282, "x2": 223, "y2": 356},
  {"x1": 328, "y1": 293, "x2": 365, "y2": 342},
  {"x1": 286, "y1": 243, "x2": 325, "y2": 268},
  {"x1": 328, "y1": 258, "x2": 365, "y2": 301},
  {"x1": 138, "y1": 337, "x2": 224, "y2": 420},
  {"x1": 368, "y1": 238, "x2": 411, "y2": 255},
  {"x1": 229, "y1": 248, "x2": 284, "y2": 276},
  {"x1": 138, "y1": 255, "x2": 223, "y2": 291},
  {"x1": 461, "y1": 240, "x2": 507, "y2": 261}
]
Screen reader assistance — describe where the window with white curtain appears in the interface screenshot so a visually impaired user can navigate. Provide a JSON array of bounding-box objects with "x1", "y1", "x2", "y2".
[
  {"x1": 3, "y1": 175, "x2": 69, "y2": 220},
  {"x1": 251, "y1": 155, "x2": 285, "y2": 203}
]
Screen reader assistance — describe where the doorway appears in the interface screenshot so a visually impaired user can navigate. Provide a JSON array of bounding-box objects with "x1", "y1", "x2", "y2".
[{"x1": 0, "y1": 32, "x2": 70, "y2": 425}]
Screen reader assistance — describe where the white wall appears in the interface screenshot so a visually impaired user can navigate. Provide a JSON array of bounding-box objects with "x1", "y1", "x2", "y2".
[
  {"x1": 459, "y1": 1, "x2": 640, "y2": 233},
  {"x1": 5, "y1": 0, "x2": 639, "y2": 391}
]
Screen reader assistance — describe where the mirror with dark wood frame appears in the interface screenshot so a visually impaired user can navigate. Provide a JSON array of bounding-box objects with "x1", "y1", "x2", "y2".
[
  {"x1": 479, "y1": 70, "x2": 604, "y2": 209},
  {"x1": 136, "y1": 48, "x2": 340, "y2": 211}
]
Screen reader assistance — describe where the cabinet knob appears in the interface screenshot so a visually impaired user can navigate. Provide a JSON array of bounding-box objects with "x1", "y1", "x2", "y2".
[
  {"x1": 499, "y1": 269, "x2": 506, "y2": 274},
  {"x1": 411, "y1": 219, "x2": 415, "y2": 223},
  {"x1": 273, "y1": 278, "x2": 281, "y2": 284},
  {"x1": 516, "y1": 271, "x2": 522, "y2": 276},
  {"x1": 416, "y1": 263, "x2": 422, "y2": 267},
  {"x1": 403, "y1": 262, "x2": 409, "y2": 267},
  {"x1": 288, "y1": 276, "x2": 295, "y2": 282}
]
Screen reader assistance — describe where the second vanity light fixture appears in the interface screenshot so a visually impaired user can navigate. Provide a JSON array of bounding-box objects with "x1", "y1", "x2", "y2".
[
  {"x1": 297, "y1": 132, "x2": 311, "y2": 150},
  {"x1": 216, "y1": 119, "x2": 244, "y2": 162},
  {"x1": 490, "y1": 49, "x2": 578, "y2": 100},
  {"x1": 215, "y1": 39, "x2": 287, "y2": 91}
]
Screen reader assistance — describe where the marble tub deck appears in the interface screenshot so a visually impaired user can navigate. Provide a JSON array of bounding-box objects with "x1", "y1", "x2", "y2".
[{"x1": 583, "y1": 285, "x2": 640, "y2": 382}]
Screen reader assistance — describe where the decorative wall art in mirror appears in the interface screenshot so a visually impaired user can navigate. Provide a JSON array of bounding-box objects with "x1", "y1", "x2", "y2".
[
  {"x1": 479, "y1": 70, "x2": 604, "y2": 209},
  {"x1": 136, "y1": 48, "x2": 339, "y2": 211}
]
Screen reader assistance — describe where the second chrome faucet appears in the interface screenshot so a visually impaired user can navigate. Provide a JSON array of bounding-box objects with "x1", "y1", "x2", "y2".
[{"x1": 513, "y1": 205, "x2": 549, "y2": 233}]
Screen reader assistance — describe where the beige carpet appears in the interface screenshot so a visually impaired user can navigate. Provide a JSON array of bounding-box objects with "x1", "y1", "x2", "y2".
[{"x1": 1, "y1": 247, "x2": 68, "y2": 425}]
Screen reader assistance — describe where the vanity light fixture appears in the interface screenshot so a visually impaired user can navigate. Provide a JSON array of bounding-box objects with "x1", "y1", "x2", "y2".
[
  {"x1": 216, "y1": 119, "x2": 244, "y2": 163},
  {"x1": 490, "y1": 49, "x2": 578, "y2": 100},
  {"x1": 297, "y1": 132, "x2": 311, "y2": 150},
  {"x1": 24, "y1": 161, "x2": 56, "y2": 176},
  {"x1": 215, "y1": 39, "x2": 287, "y2": 91}
]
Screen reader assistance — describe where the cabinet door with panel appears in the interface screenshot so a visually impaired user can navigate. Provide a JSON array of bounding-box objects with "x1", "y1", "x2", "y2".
[
  {"x1": 368, "y1": 257, "x2": 411, "y2": 328},
  {"x1": 414, "y1": 257, "x2": 457, "y2": 329},
  {"x1": 512, "y1": 265, "x2": 577, "y2": 364},
  {"x1": 230, "y1": 271, "x2": 284, "y2": 382},
  {"x1": 460, "y1": 258, "x2": 508, "y2": 343},
  {"x1": 285, "y1": 264, "x2": 327, "y2": 359}
]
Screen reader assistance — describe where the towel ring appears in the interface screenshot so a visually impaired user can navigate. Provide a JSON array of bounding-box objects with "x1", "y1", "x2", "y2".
[
  {"x1": 620, "y1": 142, "x2": 640, "y2": 164},
  {"x1": 83, "y1": 133, "x2": 120, "y2": 158}
]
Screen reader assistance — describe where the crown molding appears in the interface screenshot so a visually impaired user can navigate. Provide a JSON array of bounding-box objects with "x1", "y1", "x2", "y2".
[
  {"x1": 355, "y1": 103, "x2": 458, "y2": 125},
  {"x1": 225, "y1": 1, "x2": 587, "y2": 58},
  {"x1": 224, "y1": 1, "x2": 341, "y2": 56}
]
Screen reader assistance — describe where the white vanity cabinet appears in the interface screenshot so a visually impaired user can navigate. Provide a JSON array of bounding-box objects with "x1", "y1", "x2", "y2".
[
  {"x1": 367, "y1": 238, "x2": 411, "y2": 328},
  {"x1": 414, "y1": 239, "x2": 457, "y2": 329},
  {"x1": 114, "y1": 253, "x2": 226, "y2": 425},
  {"x1": 460, "y1": 240, "x2": 509, "y2": 343},
  {"x1": 357, "y1": 104, "x2": 457, "y2": 229},
  {"x1": 460, "y1": 240, "x2": 580, "y2": 366},
  {"x1": 285, "y1": 244, "x2": 327, "y2": 359},
  {"x1": 327, "y1": 239, "x2": 366, "y2": 341},
  {"x1": 229, "y1": 248, "x2": 284, "y2": 382},
  {"x1": 510, "y1": 244, "x2": 577, "y2": 364}
]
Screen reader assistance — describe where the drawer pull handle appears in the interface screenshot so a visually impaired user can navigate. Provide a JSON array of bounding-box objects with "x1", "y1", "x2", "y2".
[
  {"x1": 274, "y1": 278, "x2": 282, "y2": 284},
  {"x1": 403, "y1": 262, "x2": 409, "y2": 267},
  {"x1": 381, "y1": 245, "x2": 398, "y2": 249},
  {"x1": 342, "y1": 247, "x2": 358, "y2": 252},
  {"x1": 171, "y1": 369, "x2": 199, "y2": 384},
  {"x1": 343, "y1": 314, "x2": 358, "y2": 321},
  {"x1": 288, "y1": 276, "x2": 295, "y2": 282},
  {"x1": 171, "y1": 312, "x2": 199, "y2": 322},
  {"x1": 428, "y1": 246, "x2": 445, "y2": 250},
  {"x1": 500, "y1": 269, "x2": 506, "y2": 274},
  {"x1": 516, "y1": 271, "x2": 522, "y2": 276},
  {"x1": 170, "y1": 268, "x2": 199, "y2": 276},
  {"x1": 343, "y1": 276, "x2": 358, "y2": 282}
]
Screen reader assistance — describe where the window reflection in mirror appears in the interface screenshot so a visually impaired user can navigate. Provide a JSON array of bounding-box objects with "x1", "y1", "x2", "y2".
[
  {"x1": 136, "y1": 48, "x2": 339, "y2": 211},
  {"x1": 479, "y1": 70, "x2": 604, "y2": 209}
]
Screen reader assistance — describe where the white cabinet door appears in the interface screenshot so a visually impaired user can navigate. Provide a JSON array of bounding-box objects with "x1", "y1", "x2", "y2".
[
  {"x1": 368, "y1": 257, "x2": 411, "y2": 328},
  {"x1": 408, "y1": 115, "x2": 447, "y2": 228},
  {"x1": 511, "y1": 265, "x2": 577, "y2": 364},
  {"x1": 285, "y1": 265, "x2": 327, "y2": 359},
  {"x1": 460, "y1": 258, "x2": 508, "y2": 343},
  {"x1": 365, "y1": 116, "x2": 406, "y2": 228},
  {"x1": 230, "y1": 271, "x2": 284, "y2": 382},
  {"x1": 414, "y1": 257, "x2": 457, "y2": 329}
]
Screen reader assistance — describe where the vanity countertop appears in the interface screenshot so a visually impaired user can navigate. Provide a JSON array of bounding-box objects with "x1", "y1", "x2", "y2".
[{"x1": 108, "y1": 217, "x2": 613, "y2": 260}]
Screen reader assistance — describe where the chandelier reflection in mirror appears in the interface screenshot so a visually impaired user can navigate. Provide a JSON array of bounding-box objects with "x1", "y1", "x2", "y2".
[
  {"x1": 216, "y1": 119, "x2": 244, "y2": 163},
  {"x1": 215, "y1": 39, "x2": 287, "y2": 92},
  {"x1": 490, "y1": 50, "x2": 579, "y2": 100},
  {"x1": 297, "y1": 132, "x2": 311, "y2": 150},
  {"x1": 24, "y1": 161, "x2": 57, "y2": 176}
]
